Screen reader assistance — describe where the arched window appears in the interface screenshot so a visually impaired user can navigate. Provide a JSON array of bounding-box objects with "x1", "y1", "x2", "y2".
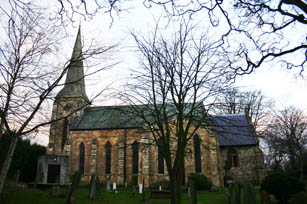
[
  {"x1": 193, "y1": 135, "x2": 202, "y2": 173},
  {"x1": 132, "y1": 141, "x2": 139, "y2": 174},
  {"x1": 79, "y1": 142, "x2": 85, "y2": 174},
  {"x1": 61, "y1": 118, "x2": 68, "y2": 152},
  {"x1": 105, "y1": 141, "x2": 111, "y2": 174},
  {"x1": 227, "y1": 149, "x2": 239, "y2": 168},
  {"x1": 158, "y1": 139, "x2": 164, "y2": 174}
]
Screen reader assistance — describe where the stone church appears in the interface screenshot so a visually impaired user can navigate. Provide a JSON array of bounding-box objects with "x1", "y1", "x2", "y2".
[{"x1": 37, "y1": 28, "x2": 266, "y2": 188}]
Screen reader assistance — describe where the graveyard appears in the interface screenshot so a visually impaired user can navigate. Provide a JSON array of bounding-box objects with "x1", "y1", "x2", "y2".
[
  {"x1": 0, "y1": 182, "x2": 265, "y2": 204},
  {"x1": 0, "y1": 172, "x2": 291, "y2": 204}
]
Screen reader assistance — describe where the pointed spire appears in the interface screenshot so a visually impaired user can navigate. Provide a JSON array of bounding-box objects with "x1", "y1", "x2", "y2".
[
  {"x1": 56, "y1": 27, "x2": 89, "y2": 102},
  {"x1": 71, "y1": 26, "x2": 82, "y2": 62}
]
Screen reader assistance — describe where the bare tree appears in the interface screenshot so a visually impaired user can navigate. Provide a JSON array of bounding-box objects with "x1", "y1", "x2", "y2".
[
  {"x1": 119, "y1": 20, "x2": 232, "y2": 204},
  {"x1": 214, "y1": 88, "x2": 274, "y2": 130},
  {"x1": 7, "y1": 0, "x2": 303, "y2": 75},
  {"x1": 263, "y1": 106, "x2": 307, "y2": 181},
  {"x1": 0, "y1": 4, "x2": 114, "y2": 194}
]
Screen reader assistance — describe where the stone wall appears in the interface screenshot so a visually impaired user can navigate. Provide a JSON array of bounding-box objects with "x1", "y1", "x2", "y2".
[
  {"x1": 68, "y1": 127, "x2": 223, "y2": 187},
  {"x1": 219, "y1": 145, "x2": 266, "y2": 185}
]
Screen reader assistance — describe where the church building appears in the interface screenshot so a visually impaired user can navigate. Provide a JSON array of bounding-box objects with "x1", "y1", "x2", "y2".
[{"x1": 36, "y1": 28, "x2": 266, "y2": 188}]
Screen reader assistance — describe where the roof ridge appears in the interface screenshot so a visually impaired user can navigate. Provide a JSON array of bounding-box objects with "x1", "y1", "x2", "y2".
[{"x1": 212, "y1": 114, "x2": 246, "y2": 117}]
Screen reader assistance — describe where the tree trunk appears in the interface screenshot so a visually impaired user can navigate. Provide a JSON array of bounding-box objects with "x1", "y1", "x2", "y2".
[
  {"x1": 0, "y1": 133, "x2": 18, "y2": 194},
  {"x1": 299, "y1": 158, "x2": 304, "y2": 183},
  {"x1": 169, "y1": 151, "x2": 185, "y2": 204},
  {"x1": 170, "y1": 176, "x2": 183, "y2": 204}
]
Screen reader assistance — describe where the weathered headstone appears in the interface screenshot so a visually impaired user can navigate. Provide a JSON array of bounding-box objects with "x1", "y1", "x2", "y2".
[
  {"x1": 231, "y1": 183, "x2": 240, "y2": 204},
  {"x1": 14, "y1": 169, "x2": 20, "y2": 186},
  {"x1": 243, "y1": 183, "x2": 256, "y2": 204},
  {"x1": 227, "y1": 184, "x2": 234, "y2": 204},
  {"x1": 89, "y1": 174, "x2": 97, "y2": 200},
  {"x1": 189, "y1": 180, "x2": 197, "y2": 204},
  {"x1": 66, "y1": 170, "x2": 82, "y2": 204},
  {"x1": 106, "y1": 176, "x2": 111, "y2": 192},
  {"x1": 226, "y1": 192, "x2": 232, "y2": 204},
  {"x1": 132, "y1": 185, "x2": 137, "y2": 197}
]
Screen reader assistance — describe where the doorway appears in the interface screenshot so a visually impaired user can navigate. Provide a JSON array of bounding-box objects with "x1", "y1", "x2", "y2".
[{"x1": 47, "y1": 164, "x2": 61, "y2": 183}]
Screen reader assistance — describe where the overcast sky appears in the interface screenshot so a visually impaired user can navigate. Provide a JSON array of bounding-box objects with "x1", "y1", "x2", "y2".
[
  {"x1": 70, "y1": 3, "x2": 307, "y2": 109},
  {"x1": 33, "y1": 1, "x2": 307, "y2": 145}
]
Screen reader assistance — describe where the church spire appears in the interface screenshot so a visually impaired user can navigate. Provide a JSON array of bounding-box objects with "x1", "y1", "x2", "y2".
[
  {"x1": 71, "y1": 26, "x2": 82, "y2": 63},
  {"x1": 56, "y1": 26, "x2": 89, "y2": 102}
]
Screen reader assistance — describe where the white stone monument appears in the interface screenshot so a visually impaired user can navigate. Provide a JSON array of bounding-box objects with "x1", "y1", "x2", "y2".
[{"x1": 113, "y1": 182, "x2": 117, "y2": 192}]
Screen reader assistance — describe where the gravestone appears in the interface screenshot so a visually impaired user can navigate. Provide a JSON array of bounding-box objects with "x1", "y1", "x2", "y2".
[
  {"x1": 139, "y1": 183, "x2": 143, "y2": 194},
  {"x1": 66, "y1": 170, "x2": 82, "y2": 204},
  {"x1": 89, "y1": 174, "x2": 97, "y2": 200},
  {"x1": 226, "y1": 192, "x2": 231, "y2": 204},
  {"x1": 113, "y1": 182, "x2": 116, "y2": 192},
  {"x1": 243, "y1": 183, "x2": 256, "y2": 204},
  {"x1": 14, "y1": 169, "x2": 20, "y2": 186},
  {"x1": 189, "y1": 180, "x2": 197, "y2": 204},
  {"x1": 132, "y1": 186, "x2": 137, "y2": 197},
  {"x1": 231, "y1": 183, "x2": 241, "y2": 204},
  {"x1": 106, "y1": 176, "x2": 111, "y2": 192}
]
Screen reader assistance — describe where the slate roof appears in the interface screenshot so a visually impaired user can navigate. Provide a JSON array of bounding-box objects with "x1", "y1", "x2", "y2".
[
  {"x1": 70, "y1": 103, "x2": 206, "y2": 130},
  {"x1": 70, "y1": 106, "x2": 144, "y2": 130},
  {"x1": 210, "y1": 114, "x2": 258, "y2": 147},
  {"x1": 70, "y1": 105, "x2": 258, "y2": 147}
]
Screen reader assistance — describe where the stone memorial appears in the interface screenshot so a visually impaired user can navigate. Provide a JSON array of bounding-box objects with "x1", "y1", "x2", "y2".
[
  {"x1": 113, "y1": 182, "x2": 116, "y2": 192},
  {"x1": 66, "y1": 170, "x2": 82, "y2": 204},
  {"x1": 106, "y1": 176, "x2": 111, "y2": 192},
  {"x1": 89, "y1": 174, "x2": 97, "y2": 200},
  {"x1": 139, "y1": 183, "x2": 143, "y2": 194}
]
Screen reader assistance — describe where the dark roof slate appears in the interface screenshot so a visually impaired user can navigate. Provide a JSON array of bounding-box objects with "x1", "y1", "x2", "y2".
[
  {"x1": 70, "y1": 105, "x2": 258, "y2": 147},
  {"x1": 70, "y1": 106, "x2": 144, "y2": 130},
  {"x1": 210, "y1": 114, "x2": 258, "y2": 147},
  {"x1": 70, "y1": 103, "x2": 205, "y2": 130}
]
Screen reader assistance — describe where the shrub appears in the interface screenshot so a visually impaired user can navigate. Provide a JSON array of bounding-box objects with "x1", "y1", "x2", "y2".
[
  {"x1": 149, "y1": 180, "x2": 169, "y2": 190},
  {"x1": 188, "y1": 173, "x2": 212, "y2": 190},
  {"x1": 260, "y1": 172, "x2": 305, "y2": 204},
  {"x1": 289, "y1": 191, "x2": 307, "y2": 204}
]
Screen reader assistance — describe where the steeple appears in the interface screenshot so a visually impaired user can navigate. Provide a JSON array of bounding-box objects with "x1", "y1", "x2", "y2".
[{"x1": 56, "y1": 26, "x2": 89, "y2": 102}]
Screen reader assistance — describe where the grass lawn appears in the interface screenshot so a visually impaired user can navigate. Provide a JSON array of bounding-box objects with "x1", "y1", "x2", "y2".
[
  {"x1": 0, "y1": 184, "x2": 279, "y2": 204},
  {"x1": 0, "y1": 185, "x2": 227, "y2": 204}
]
